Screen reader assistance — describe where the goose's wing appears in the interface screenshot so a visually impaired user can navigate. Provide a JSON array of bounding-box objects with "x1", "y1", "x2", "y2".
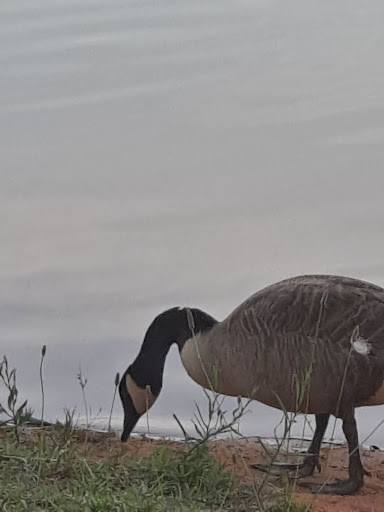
[
  {"x1": 224, "y1": 274, "x2": 384, "y2": 353},
  {"x1": 218, "y1": 276, "x2": 384, "y2": 411}
]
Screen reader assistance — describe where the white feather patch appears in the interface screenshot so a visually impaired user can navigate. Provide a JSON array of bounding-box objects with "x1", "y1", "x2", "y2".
[{"x1": 350, "y1": 326, "x2": 371, "y2": 355}]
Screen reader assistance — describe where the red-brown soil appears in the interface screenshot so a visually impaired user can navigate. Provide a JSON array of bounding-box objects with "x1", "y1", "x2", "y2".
[
  {"x1": 5, "y1": 428, "x2": 384, "y2": 511},
  {"x1": 72, "y1": 430, "x2": 384, "y2": 512}
]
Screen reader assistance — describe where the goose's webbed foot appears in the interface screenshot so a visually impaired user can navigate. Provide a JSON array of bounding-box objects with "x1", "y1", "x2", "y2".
[
  {"x1": 298, "y1": 476, "x2": 363, "y2": 495},
  {"x1": 251, "y1": 454, "x2": 320, "y2": 478},
  {"x1": 293, "y1": 455, "x2": 321, "y2": 478},
  {"x1": 299, "y1": 410, "x2": 366, "y2": 496}
]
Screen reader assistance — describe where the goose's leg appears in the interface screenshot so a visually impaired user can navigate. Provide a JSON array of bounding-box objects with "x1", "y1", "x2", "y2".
[
  {"x1": 251, "y1": 414, "x2": 329, "y2": 477},
  {"x1": 295, "y1": 413, "x2": 330, "y2": 477},
  {"x1": 299, "y1": 410, "x2": 365, "y2": 495}
]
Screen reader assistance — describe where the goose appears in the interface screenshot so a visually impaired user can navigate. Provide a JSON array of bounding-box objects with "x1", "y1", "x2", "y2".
[{"x1": 118, "y1": 274, "x2": 384, "y2": 495}]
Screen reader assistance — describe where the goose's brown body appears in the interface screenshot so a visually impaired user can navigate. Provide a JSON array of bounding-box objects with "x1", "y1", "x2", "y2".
[{"x1": 180, "y1": 274, "x2": 384, "y2": 416}]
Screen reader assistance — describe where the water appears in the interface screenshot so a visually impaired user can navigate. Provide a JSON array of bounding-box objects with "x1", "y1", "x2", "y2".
[{"x1": 2, "y1": 0, "x2": 384, "y2": 446}]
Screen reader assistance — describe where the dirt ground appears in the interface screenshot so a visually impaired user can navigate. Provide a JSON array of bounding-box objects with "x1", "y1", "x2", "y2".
[
  {"x1": 10, "y1": 428, "x2": 384, "y2": 511},
  {"x1": 67, "y1": 430, "x2": 384, "y2": 512}
]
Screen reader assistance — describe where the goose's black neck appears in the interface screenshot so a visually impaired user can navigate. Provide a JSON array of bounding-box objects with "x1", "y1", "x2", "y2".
[{"x1": 128, "y1": 307, "x2": 217, "y2": 394}]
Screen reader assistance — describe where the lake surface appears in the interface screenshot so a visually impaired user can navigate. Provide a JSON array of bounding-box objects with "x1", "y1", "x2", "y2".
[{"x1": 2, "y1": 0, "x2": 384, "y2": 446}]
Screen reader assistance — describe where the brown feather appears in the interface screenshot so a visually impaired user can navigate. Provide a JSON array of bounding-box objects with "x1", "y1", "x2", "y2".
[{"x1": 181, "y1": 275, "x2": 384, "y2": 417}]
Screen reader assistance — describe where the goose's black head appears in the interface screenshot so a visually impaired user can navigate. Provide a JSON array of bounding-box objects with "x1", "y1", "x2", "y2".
[{"x1": 119, "y1": 307, "x2": 217, "y2": 441}]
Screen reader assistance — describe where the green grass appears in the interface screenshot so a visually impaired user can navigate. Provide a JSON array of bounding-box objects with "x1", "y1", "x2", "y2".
[
  {"x1": 0, "y1": 352, "x2": 311, "y2": 512},
  {"x1": 0, "y1": 428, "x2": 232, "y2": 511},
  {"x1": 0, "y1": 428, "x2": 309, "y2": 512}
]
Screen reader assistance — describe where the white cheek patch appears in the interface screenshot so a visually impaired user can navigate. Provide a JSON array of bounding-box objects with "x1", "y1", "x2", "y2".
[{"x1": 126, "y1": 374, "x2": 157, "y2": 415}]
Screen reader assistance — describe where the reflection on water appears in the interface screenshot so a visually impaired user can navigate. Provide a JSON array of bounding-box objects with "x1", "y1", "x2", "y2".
[{"x1": 1, "y1": 0, "x2": 384, "y2": 445}]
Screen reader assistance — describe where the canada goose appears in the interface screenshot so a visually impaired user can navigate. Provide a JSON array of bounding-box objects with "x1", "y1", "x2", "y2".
[{"x1": 119, "y1": 274, "x2": 384, "y2": 495}]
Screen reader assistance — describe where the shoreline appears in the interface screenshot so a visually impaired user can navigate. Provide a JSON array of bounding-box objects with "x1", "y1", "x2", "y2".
[{"x1": 2, "y1": 425, "x2": 384, "y2": 511}]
